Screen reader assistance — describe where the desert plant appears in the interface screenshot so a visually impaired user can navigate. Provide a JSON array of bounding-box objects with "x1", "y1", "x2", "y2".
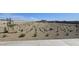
[
  {"x1": 65, "y1": 33, "x2": 69, "y2": 36},
  {"x1": 63, "y1": 29, "x2": 66, "y2": 32},
  {"x1": 69, "y1": 30, "x2": 73, "y2": 32},
  {"x1": 39, "y1": 28, "x2": 44, "y2": 33},
  {"x1": 32, "y1": 26, "x2": 37, "y2": 37},
  {"x1": 56, "y1": 27, "x2": 59, "y2": 32},
  {"x1": 32, "y1": 33, "x2": 37, "y2": 37},
  {"x1": 29, "y1": 28, "x2": 33, "y2": 32},
  {"x1": 43, "y1": 28, "x2": 47, "y2": 32},
  {"x1": 49, "y1": 28, "x2": 53, "y2": 30},
  {"x1": 75, "y1": 24, "x2": 78, "y2": 27},
  {"x1": 75, "y1": 34, "x2": 78, "y2": 36},
  {"x1": 45, "y1": 33, "x2": 49, "y2": 37},
  {"x1": 19, "y1": 33, "x2": 25, "y2": 38},
  {"x1": 20, "y1": 29, "x2": 23, "y2": 32},
  {"x1": 56, "y1": 33, "x2": 59, "y2": 36},
  {"x1": 3, "y1": 27, "x2": 8, "y2": 33},
  {"x1": 2, "y1": 35, "x2": 7, "y2": 38}
]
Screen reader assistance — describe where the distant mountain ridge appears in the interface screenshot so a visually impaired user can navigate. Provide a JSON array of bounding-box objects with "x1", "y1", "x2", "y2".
[
  {"x1": 0, "y1": 18, "x2": 79, "y2": 24},
  {"x1": 36, "y1": 20, "x2": 79, "y2": 24}
]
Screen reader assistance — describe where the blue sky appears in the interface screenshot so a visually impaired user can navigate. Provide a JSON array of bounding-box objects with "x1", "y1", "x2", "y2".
[{"x1": 0, "y1": 13, "x2": 79, "y2": 21}]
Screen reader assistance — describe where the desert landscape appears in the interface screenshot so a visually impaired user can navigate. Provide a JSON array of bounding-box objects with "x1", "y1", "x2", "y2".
[{"x1": 0, "y1": 18, "x2": 78, "y2": 41}]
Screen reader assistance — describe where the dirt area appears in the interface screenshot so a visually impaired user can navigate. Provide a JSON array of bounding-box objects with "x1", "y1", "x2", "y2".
[{"x1": 0, "y1": 20, "x2": 78, "y2": 41}]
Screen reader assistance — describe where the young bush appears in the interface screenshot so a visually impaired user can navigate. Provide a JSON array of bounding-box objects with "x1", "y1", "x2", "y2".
[{"x1": 19, "y1": 34, "x2": 25, "y2": 38}]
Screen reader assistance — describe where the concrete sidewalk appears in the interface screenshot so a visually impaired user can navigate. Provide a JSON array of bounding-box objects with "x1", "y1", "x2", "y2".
[{"x1": 0, "y1": 39, "x2": 79, "y2": 46}]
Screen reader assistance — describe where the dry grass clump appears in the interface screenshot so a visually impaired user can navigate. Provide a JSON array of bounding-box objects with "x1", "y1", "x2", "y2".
[
  {"x1": 20, "y1": 29, "x2": 23, "y2": 32},
  {"x1": 45, "y1": 33, "x2": 49, "y2": 37},
  {"x1": 69, "y1": 30, "x2": 73, "y2": 32},
  {"x1": 49, "y1": 28, "x2": 53, "y2": 31},
  {"x1": 56, "y1": 33, "x2": 59, "y2": 36},
  {"x1": 3, "y1": 27, "x2": 8, "y2": 33},
  {"x1": 65, "y1": 33, "x2": 69, "y2": 36},
  {"x1": 18, "y1": 33, "x2": 25, "y2": 38},
  {"x1": 32, "y1": 33, "x2": 37, "y2": 37},
  {"x1": 2, "y1": 35, "x2": 7, "y2": 38}
]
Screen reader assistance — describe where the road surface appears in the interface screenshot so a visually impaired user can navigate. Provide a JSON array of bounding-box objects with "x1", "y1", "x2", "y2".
[{"x1": 0, "y1": 39, "x2": 79, "y2": 46}]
